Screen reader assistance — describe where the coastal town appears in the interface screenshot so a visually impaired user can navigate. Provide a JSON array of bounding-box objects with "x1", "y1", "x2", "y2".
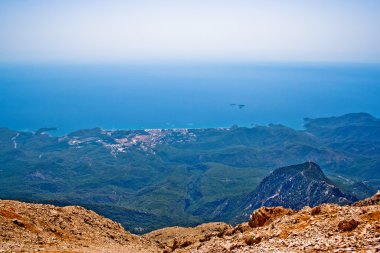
[{"x1": 66, "y1": 128, "x2": 197, "y2": 156}]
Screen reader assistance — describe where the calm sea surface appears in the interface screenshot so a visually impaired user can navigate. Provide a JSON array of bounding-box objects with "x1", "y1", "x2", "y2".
[{"x1": 1, "y1": 63, "x2": 380, "y2": 135}]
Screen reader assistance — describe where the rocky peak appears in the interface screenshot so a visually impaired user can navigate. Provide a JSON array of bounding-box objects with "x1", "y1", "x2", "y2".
[
  {"x1": 237, "y1": 162, "x2": 356, "y2": 222},
  {"x1": 267, "y1": 161, "x2": 328, "y2": 181}
]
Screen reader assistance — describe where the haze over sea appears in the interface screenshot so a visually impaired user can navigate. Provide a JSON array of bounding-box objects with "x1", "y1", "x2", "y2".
[{"x1": 1, "y1": 62, "x2": 380, "y2": 135}]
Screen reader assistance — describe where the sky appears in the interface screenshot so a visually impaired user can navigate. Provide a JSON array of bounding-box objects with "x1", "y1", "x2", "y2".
[{"x1": 0, "y1": 0, "x2": 380, "y2": 63}]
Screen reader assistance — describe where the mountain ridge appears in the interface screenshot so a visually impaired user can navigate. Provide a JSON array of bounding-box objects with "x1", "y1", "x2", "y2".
[
  {"x1": 0, "y1": 113, "x2": 379, "y2": 232},
  {"x1": 236, "y1": 162, "x2": 356, "y2": 222},
  {"x1": 199, "y1": 162, "x2": 357, "y2": 224}
]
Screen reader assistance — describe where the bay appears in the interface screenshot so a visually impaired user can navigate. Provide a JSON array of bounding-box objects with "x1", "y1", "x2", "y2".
[{"x1": 1, "y1": 62, "x2": 379, "y2": 135}]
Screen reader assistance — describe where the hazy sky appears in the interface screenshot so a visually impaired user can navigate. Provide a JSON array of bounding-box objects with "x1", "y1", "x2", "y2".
[{"x1": 1, "y1": 0, "x2": 380, "y2": 63}]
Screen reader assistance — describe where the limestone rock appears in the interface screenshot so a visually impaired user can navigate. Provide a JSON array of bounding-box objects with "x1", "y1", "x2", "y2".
[
  {"x1": 354, "y1": 190, "x2": 380, "y2": 207},
  {"x1": 248, "y1": 206, "x2": 295, "y2": 228},
  {"x1": 338, "y1": 219, "x2": 359, "y2": 232},
  {"x1": 1, "y1": 191, "x2": 380, "y2": 252},
  {"x1": 0, "y1": 200, "x2": 160, "y2": 252}
]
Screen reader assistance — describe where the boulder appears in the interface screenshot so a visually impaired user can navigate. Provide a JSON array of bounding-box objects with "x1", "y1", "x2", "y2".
[
  {"x1": 338, "y1": 219, "x2": 359, "y2": 232},
  {"x1": 248, "y1": 206, "x2": 295, "y2": 228}
]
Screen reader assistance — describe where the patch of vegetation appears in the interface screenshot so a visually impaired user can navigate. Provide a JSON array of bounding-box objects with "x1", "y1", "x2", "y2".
[{"x1": 0, "y1": 113, "x2": 379, "y2": 232}]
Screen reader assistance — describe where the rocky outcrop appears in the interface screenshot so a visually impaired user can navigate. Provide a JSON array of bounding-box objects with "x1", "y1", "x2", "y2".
[
  {"x1": 0, "y1": 200, "x2": 160, "y2": 252},
  {"x1": 236, "y1": 162, "x2": 356, "y2": 222},
  {"x1": 338, "y1": 219, "x2": 359, "y2": 232},
  {"x1": 248, "y1": 206, "x2": 295, "y2": 228},
  {"x1": 354, "y1": 190, "x2": 380, "y2": 207},
  {"x1": 1, "y1": 192, "x2": 379, "y2": 252},
  {"x1": 143, "y1": 193, "x2": 379, "y2": 252},
  {"x1": 182, "y1": 194, "x2": 380, "y2": 252},
  {"x1": 144, "y1": 222, "x2": 232, "y2": 252}
]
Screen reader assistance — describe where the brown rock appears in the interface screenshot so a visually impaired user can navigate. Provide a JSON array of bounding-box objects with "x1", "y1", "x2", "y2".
[
  {"x1": 180, "y1": 240, "x2": 192, "y2": 248},
  {"x1": 0, "y1": 200, "x2": 161, "y2": 253},
  {"x1": 2, "y1": 191, "x2": 380, "y2": 253},
  {"x1": 248, "y1": 206, "x2": 295, "y2": 228},
  {"x1": 12, "y1": 219, "x2": 25, "y2": 228},
  {"x1": 171, "y1": 239, "x2": 179, "y2": 251},
  {"x1": 244, "y1": 235, "x2": 262, "y2": 245},
  {"x1": 311, "y1": 206, "x2": 321, "y2": 215},
  {"x1": 354, "y1": 191, "x2": 380, "y2": 207},
  {"x1": 144, "y1": 222, "x2": 232, "y2": 251},
  {"x1": 338, "y1": 219, "x2": 359, "y2": 232},
  {"x1": 222, "y1": 228, "x2": 235, "y2": 237},
  {"x1": 234, "y1": 223, "x2": 251, "y2": 233}
]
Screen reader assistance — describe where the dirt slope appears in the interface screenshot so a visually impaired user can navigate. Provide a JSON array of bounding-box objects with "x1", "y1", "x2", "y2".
[
  {"x1": 1, "y1": 191, "x2": 379, "y2": 252},
  {"x1": 0, "y1": 200, "x2": 160, "y2": 252}
]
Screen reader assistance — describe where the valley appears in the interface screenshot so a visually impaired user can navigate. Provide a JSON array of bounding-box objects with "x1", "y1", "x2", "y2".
[{"x1": 0, "y1": 112, "x2": 379, "y2": 233}]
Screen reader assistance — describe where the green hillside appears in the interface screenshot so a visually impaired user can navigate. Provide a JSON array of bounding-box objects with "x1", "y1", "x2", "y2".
[{"x1": 0, "y1": 113, "x2": 379, "y2": 232}]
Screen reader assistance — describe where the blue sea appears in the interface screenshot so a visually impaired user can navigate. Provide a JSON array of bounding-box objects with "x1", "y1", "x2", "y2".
[{"x1": 1, "y1": 62, "x2": 380, "y2": 135}]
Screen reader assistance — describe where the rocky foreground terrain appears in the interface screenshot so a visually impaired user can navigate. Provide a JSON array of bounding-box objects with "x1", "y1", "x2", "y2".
[
  {"x1": 1, "y1": 191, "x2": 379, "y2": 252},
  {"x1": 0, "y1": 200, "x2": 160, "y2": 252}
]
